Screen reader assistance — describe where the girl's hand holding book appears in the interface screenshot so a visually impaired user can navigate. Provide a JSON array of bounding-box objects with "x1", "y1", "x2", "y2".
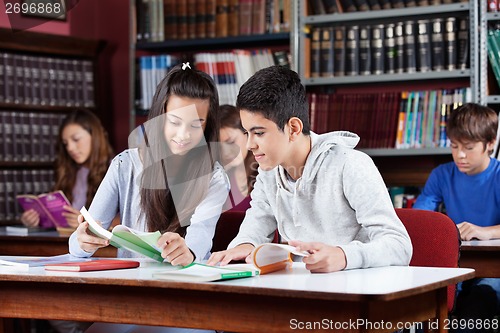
[
  {"x1": 20, "y1": 209, "x2": 40, "y2": 227},
  {"x1": 62, "y1": 205, "x2": 80, "y2": 228},
  {"x1": 157, "y1": 232, "x2": 194, "y2": 266},
  {"x1": 76, "y1": 214, "x2": 109, "y2": 253}
]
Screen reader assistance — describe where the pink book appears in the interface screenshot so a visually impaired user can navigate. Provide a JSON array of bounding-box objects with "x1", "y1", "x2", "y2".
[{"x1": 17, "y1": 190, "x2": 71, "y2": 228}]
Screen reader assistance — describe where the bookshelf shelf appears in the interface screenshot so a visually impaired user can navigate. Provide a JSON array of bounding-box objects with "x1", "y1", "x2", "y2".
[
  {"x1": 487, "y1": 95, "x2": 500, "y2": 104},
  {"x1": 136, "y1": 33, "x2": 291, "y2": 52},
  {"x1": 486, "y1": 12, "x2": 500, "y2": 21},
  {"x1": 303, "y1": 2, "x2": 470, "y2": 25},
  {"x1": 359, "y1": 147, "x2": 451, "y2": 157},
  {"x1": 0, "y1": 28, "x2": 103, "y2": 58},
  {"x1": 304, "y1": 70, "x2": 471, "y2": 86}
]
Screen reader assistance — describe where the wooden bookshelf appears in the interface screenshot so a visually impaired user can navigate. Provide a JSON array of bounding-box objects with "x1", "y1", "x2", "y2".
[{"x1": 0, "y1": 28, "x2": 104, "y2": 226}]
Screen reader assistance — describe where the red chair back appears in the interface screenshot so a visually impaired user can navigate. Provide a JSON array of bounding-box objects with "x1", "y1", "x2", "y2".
[
  {"x1": 396, "y1": 208, "x2": 461, "y2": 312},
  {"x1": 211, "y1": 211, "x2": 279, "y2": 253}
]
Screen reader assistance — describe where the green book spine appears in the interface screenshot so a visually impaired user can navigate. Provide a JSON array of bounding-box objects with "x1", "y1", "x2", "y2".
[{"x1": 487, "y1": 31, "x2": 500, "y2": 88}]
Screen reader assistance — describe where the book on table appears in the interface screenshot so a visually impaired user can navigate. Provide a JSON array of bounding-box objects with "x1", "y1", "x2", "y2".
[
  {"x1": 80, "y1": 206, "x2": 164, "y2": 262},
  {"x1": 44, "y1": 259, "x2": 140, "y2": 272},
  {"x1": 5, "y1": 225, "x2": 56, "y2": 235},
  {"x1": 152, "y1": 263, "x2": 260, "y2": 282},
  {"x1": 250, "y1": 243, "x2": 309, "y2": 274},
  {"x1": 16, "y1": 190, "x2": 71, "y2": 228},
  {"x1": 0, "y1": 254, "x2": 89, "y2": 271}
]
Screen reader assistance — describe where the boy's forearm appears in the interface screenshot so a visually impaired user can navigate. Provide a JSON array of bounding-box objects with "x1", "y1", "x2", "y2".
[{"x1": 487, "y1": 224, "x2": 500, "y2": 240}]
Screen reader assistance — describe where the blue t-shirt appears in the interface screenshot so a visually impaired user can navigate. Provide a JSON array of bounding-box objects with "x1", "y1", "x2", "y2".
[{"x1": 413, "y1": 157, "x2": 500, "y2": 227}]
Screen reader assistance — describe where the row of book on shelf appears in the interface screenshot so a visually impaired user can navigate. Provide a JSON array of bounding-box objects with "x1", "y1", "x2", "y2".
[
  {"x1": 135, "y1": 0, "x2": 290, "y2": 42},
  {"x1": 308, "y1": 87, "x2": 471, "y2": 149},
  {"x1": 308, "y1": 17, "x2": 468, "y2": 78},
  {"x1": 136, "y1": 49, "x2": 290, "y2": 111},
  {"x1": 0, "y1": 52, "x2": 95, "y2": 108},
  {"x1": 0, "y1": 169, "x2": 55, "y2": 222},
  {"x1": 308, "y1": 0, "x2": 467, "y2": 14},
  {"x1": 1, "y1": 111, "x2": 64, "y2": 163}
]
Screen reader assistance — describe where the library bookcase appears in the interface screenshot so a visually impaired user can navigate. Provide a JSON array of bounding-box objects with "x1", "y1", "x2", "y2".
[{"x1": 0, "y1": 28, "x2": 104, "y2": 226}]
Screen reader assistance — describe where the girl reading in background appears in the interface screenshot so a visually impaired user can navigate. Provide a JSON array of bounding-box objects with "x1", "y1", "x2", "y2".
[
  {"x1": 20, "y1": 109, "x2": 114, "y2": 229},
  {"x1": 219, "y1": 104, "x2": 258, "y2": 211}
]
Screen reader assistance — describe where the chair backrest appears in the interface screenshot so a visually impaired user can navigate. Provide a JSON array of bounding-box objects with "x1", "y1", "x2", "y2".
[
  {"x1": 211, "y1": 211, "x2": 280, "y2": 253},
  {"x1": 395, "y1": 208, "x2": 461, "y2": 312},
  {"x1": 211, "y1": 211, "x2": 246, "y2": 253}
]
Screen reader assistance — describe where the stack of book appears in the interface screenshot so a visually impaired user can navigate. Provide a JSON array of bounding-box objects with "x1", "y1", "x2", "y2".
[
  {"x1": 308, "y1": 17, "x2": 468, "y2": 78},
  {"x1": 0, "y1": 52, "x2": 95, "y2": 108},
  {"x1": 307, "y1": 87, "x2": 471, "y2": 149},
  {"x1": 135, "y1": 0, "x2": 291, "y2": 42},
  {"x1": 308, "y1": 0, "x2": 469, "y2": 14}
]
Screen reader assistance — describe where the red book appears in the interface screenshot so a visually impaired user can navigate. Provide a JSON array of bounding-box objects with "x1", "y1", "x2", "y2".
[{"x1": 44, "y1": 259, "x2": 140, "y2": 272}]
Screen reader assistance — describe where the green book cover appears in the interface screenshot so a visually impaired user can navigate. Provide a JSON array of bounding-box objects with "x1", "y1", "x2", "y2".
[{"x1": 80, "y1": 207, "x2": 163, "y2": 262}]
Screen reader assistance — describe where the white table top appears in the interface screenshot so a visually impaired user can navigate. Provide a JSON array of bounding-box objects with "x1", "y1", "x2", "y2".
[
  {"x1": 0, "y1": 259, "x2": 474, "y2": 301},
  {"x1": 461, "y1": 239, "x2": 500, "y2": 247}
]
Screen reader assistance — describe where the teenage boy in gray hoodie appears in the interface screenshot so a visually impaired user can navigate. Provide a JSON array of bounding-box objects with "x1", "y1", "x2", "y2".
[{"x1": 208, "y1": 66, "x2": 412, "y2": 272}]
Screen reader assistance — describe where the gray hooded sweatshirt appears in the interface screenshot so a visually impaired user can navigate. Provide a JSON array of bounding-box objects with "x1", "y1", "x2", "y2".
[{"x1": 228, "y1": 131, "x2": 412, "y2": 270}]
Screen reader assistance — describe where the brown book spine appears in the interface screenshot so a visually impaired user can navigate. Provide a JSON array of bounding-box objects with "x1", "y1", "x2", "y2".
[
  {"x1": 227, "y1": 0, "x2": 239, "y2": 36},
  {"x1": 239, "y1": 0, "x2": 253, "y2": 35},
  {"x1": 251, "y1": 0, "x2": 266, "y2": 35},
  {"x1": 187, "y1": 0, "x2": 197, "y2": 39},
  {"x1": 163, "y1": 0, "x2": 177, "y2": 39},
  {"x1": 206, "y1": 0, "x2": 217, "y2": 38},
  {"x1": 216, "y1": 0, "x2": 229, "y2": 37},
  {"x1": 177, "y1": 0, "x2": 188, "y2": 39},
  {"x1": 196, "y1": 0, "x2": 207, "y2": 38}
]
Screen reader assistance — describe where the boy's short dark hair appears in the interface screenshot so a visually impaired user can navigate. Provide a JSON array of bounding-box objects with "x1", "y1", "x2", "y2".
[
  {"x1": 236, "y1": 66, "x2": 311, "y2": 134},
  {"x1": 447, "y1": 103, "x2": 498, "y2": 151}
]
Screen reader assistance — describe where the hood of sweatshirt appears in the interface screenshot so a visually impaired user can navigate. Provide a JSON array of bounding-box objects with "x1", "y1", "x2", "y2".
[{"x1": 274, "y1": 131, "x2": 360, "y2": 229}]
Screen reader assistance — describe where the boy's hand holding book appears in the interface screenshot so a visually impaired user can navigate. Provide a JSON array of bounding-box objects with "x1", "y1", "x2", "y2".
[
  {"x1": 289, "y1": 240, "x2": 347, "y2": 273},
  {"x1": 208, "y1": 243, "x2": 311, "y2": 274}
]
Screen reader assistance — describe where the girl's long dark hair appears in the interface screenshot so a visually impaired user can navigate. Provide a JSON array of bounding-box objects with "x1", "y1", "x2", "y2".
[
  {"x1": 54, "y1": 109, "x2": 114, "y2": 206},
  {"x1": 140, "y1": 64, "x2": 220, "y2": 234}
]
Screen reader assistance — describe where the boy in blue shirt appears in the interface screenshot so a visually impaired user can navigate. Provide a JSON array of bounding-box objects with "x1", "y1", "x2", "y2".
[
  {"x1": 208, "y1": 65, "x2": 412, "y2": 272},
  {"x1": 414, "y1": 103, "x2": 500, "y2": 331}
]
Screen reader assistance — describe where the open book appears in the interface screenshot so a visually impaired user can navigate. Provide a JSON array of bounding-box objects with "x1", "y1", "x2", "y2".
[
  {"x1": 80, "y1": 207, "x2": 164, "y2": 262},
  {"x1": 153, "y1": 263, "x2": 259, "y2": 282},
  {"x1": 250, "y1": 243, "x2": 309, "y2": 274},
  {"x1": 17, "y1": 191, "x2": 71, "y2": 228}
]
